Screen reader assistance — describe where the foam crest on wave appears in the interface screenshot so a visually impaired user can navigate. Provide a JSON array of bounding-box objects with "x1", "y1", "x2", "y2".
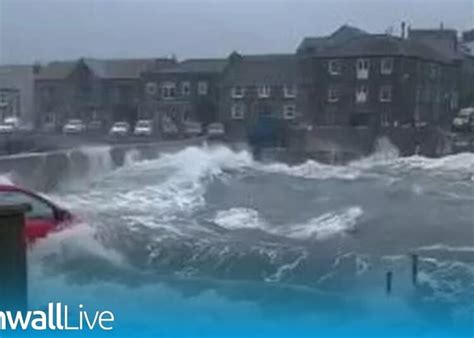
[{"x1": 213, "y1": 206, "x2": 363, "y2": 241}]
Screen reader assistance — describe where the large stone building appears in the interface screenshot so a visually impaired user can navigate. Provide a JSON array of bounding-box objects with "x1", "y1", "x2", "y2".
[
  {"x1": 297, "y1": 25, "x2": 460, "y2": 130},
  {"x1": 141, "y1": 58, "x2": 226, "y2": 132},
  {"x1": 34, "y1": 58, "x2": 174, "y2": 129},
  {"x1": 219, "y1": 53, "x2": 299, "y2": 140}
]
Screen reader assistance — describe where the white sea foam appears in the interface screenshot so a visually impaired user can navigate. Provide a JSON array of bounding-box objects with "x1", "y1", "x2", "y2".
[
  {"x1": 282, "y1": 206, "x2": 363, "y2": 240},
  {"x1": 213, "y1": 206, "x2": 363, "y2": 241}
]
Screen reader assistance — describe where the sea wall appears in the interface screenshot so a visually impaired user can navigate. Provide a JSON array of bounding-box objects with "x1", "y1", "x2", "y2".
[
  {"x1": 0, "y1": 139, "x2": 205, "y2": 191},
  {"x1": 287, "y1": 126, "x2": 452, "y2": 163}
]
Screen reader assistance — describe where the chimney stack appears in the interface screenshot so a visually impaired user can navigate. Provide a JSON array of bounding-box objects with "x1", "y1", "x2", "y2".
[{"x1": 401, "y1": 21, "x2": 406, "y2": 39}]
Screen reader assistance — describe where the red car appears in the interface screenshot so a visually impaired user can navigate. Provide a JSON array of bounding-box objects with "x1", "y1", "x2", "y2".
[{"x1": 0, "y1": 185, "x2": 74, "y2": 242}]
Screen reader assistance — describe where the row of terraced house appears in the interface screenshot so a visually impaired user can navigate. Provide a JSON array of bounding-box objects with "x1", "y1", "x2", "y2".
[{"x1": 6, "y1": 25, "x2": 474, "y2": 141}]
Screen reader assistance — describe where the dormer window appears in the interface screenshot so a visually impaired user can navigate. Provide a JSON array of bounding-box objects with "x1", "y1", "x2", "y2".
[
  {"x1": 329, "y1": 60, "x2": 341, "y2": 75},
  {"x1": 232, "y1": 86, "x2": 245, "y2": 98},
  {"x1": 257, "y1": 85, "x2": 271, "y2": 98},
  {"x1": 381, "y1": 58, "x2": 393, "y2": 75},
  {"x1": 355, "y1": 85, "x2": 368, "y2": 103},
  {"x1": 356, "y1": 59, "x2": 370, "y2": 79},
  {"x1": 161, "y1": 82, "x2": 176, "y2": 99},
  {"x1": 284, "y1": 84, "x2": 297, "y2": 98}
]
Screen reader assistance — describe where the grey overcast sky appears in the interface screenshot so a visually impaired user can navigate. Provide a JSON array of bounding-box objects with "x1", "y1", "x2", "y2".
[{"x1": 0, "y1": 0, "x2": 473, "y2": 64}]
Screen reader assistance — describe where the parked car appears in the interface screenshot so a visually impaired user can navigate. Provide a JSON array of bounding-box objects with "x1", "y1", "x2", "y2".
[
  {"x1": 0, "y1": 122, "x2": 15, "y2": 134},
  {"x1": 62, "y1": 119, "x2": 86, "y2": 134},
  {"x1": 206, "y1": 122, "x2": 225, "y2": 139},
  {"x1": 452, "y1": 107, "x2": 474, "y2": 132},
  {"x1": 109, "y1": 121, "x2": 130, "y2": 137},
  {"x1": 162, "y1": 118, "x2": 179, "y2": 139},
  {"x1": 3, "y1": 116, "x2": 21, "y2": 129},
  {"x1": 134, "y1": 120, "x2": 153, "y2": 136},
  {"x1": 87, "y1": 120, "x2": 104, "y2": 133},
  {"x1": 184, "y1": 121, "x2": 203, "y2": 137},
  {"x1": 0, "y1": 185, "x2": 75, "y2": 242}
]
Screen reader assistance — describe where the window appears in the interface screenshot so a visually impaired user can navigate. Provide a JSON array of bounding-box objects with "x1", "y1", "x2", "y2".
[
  {"x1": 0, "y1": 191, "x2": 54, "y2": 219},
  {"x1": 181, "y1": 81, "x2": 191, "y2": 96},
  {"x1": 381, "y1": 58, "x2": 393, "y2": 75},
  {"x1": 328, "y1": 87, "x2": 340, "y2": 102},
  {"x1": 231, "y1": 86, "x2": 245, "y2": 98},
  {"x1": 231, "y1": 103, "x2": 245, "y2": 119},
  {"x1": 257, "y1": 85, "x2": 271, "y2": 98},
  {"x1": 355, "y1": 85, "x2": 368, "y2": 103},
  {"x1": 145, "y1": 82, "x2": 158, "y2": 96},
  {"x1": 328, "y1": 60, "x2": 341, "y2": 75},
  {"x1": 429, "y1": 64, "x2": 439, "y2": 79},
  {"x1": 356, "y1": 59, "x2": 370, "y2": 79},
  {"x1": 198, "y1": 81, "x2": 208, "y2": 95},
  {"x1": 381, "y1": 112, "x2": 391, "y2": 127},
  {"x1": 379, "y1": 85, "x2": 392, "y2": 102},
  {"x1": 284, "y1": 84, "x2": 297, "y2": 98},
  {"x1": 161, "y1": 82, "x2": 176, "y2": 99},
  {"x1": 283, "y1": 104, "x2": 296, "y2": 119}
]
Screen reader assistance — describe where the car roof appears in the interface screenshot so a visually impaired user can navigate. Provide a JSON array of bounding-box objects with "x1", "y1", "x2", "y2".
[{"x1": 0, "y1": 184, "x2": 32, "y2": 194}]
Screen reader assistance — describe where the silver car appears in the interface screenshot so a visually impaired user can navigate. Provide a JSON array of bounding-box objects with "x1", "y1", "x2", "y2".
[
  {"x1": 206, "y1": 122, "x2": 225, "y2": 138},
  {"x1": 134, "y1": 120, "x2": 153, "y2": 136},
  {"x1": 184, "y1": 121, "x2": 203, "y2": 137},
  {"x1": 62, "y1": 119, "x2": 86, "y2": 134},
  {"x1": 109, "y1": 121, "x2": 130, "y2": 137}
]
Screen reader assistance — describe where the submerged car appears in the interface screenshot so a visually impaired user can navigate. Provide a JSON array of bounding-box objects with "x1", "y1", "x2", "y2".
[
  {"x1": 63, "y1": 119, "x2": 86, "y2": 134},
  {"x1": 109, "y1": 121, "x2": 130, "y2": 137},
  {"x1": 134, "y1": 120, "x2": 153, "y2": 136},
  {"x1": 0, "y1": 185, "x2": 75, "y2": 242}
]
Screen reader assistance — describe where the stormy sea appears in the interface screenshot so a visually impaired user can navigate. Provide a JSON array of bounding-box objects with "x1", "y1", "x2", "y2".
[{"x1": 3, "y1": 142, "x2": 473, "y2": 337}]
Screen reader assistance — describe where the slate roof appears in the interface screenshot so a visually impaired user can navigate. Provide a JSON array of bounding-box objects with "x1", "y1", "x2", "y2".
[
  {"x1": 221, "y1": 54, "x2": 297, "y2": 86},
  {"x1": 158, "y1": 59, "x2": 228, "y2": 74},
  {"x1": 35, "y1": 61, "x2": 76, "y2": 80},
  {"x1": 297, "y1": 25, "x2": 368, "y2": 54},
  {"x1": 313, "y1": 34, "x2": 453, "y2": 63},
  {"x1": 408, "y1": 28, "x2": 463, "y2": 62},
  {"x1": 36, "y1": 58, "x2": 171, "y2": 80}
]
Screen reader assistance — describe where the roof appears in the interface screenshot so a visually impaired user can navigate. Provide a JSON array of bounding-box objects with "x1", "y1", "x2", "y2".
[
  {"x1": 222, "y1": 54, "x2": 297, "y2": 86},
  {"x1": 297, "y1": 25, "x2": 368, "y2": 54},
  {"x1": 306, "y1": 34, "x2": 454, "y2": 64},
  {"x1": 408, "y1": 28, "x2": 462, "y2": 61},
  {"x1": 35, "y1": 61, "x2": 75, "y2": 80},
  {"x1": 158, "y1": 59, "x2": 228, "y2": 74},
  {"x1": 36, "y1": 58, "x2": 171, "y2": 80}
]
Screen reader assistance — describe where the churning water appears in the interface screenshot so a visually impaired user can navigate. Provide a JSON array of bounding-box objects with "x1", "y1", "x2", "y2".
[{"x1": 3, "y1": 143, "x2": 473, "y2": 336}]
